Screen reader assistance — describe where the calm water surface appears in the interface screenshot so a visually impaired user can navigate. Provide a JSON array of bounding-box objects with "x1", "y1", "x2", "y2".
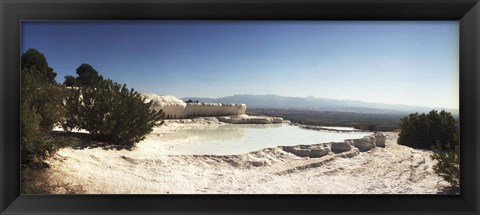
[{"x1": 151, "y1": 124, "x2": 372, "y2": 155}]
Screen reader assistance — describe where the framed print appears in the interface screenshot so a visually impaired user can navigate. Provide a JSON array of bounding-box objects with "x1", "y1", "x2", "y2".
[{"x1": 1, "y1": 0, "x2": 479, "y2": 214}]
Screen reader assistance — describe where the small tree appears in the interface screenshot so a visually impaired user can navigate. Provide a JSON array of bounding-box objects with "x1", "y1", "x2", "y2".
[
  {"x1": 75, "y1": 64, "x2": 104, "y2": 87},
  {"x1": 21, "y1": 48, "x2": 57, "y2": 84},
  {"x1": 63, "y1": 75, "x2": 78, "y2": 87}
]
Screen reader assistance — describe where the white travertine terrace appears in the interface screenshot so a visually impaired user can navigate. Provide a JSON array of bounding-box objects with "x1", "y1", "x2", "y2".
[
  {"x1": 141, "y1": 93, "x2": 246, "y2": 119},
  {"x1": 142, "y1": 93, "x2": 187, "y2": 119},
  {"x1": 182, "y1": 102, "x2": 247, "y2": 118}
]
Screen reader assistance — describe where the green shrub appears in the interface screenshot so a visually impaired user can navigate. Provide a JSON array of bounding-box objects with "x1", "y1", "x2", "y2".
[
  {"x1": 62, "y1": 86, "x2": 83, "y2": 132},
  {"x1": 20, "y1": 100, "x2": 55, "y2": 164},
  {"x1": 63, "y1": 79, "x2": 164, "y2": 147},
  {"x1": 21, "y1": 49, "x2": 64, "y2": 133},
  {"x1": 431, "y1": 143, "x2": 460, "y2": 189},
  {"x1": 398, "y1": 110, "x2": 460, "y2": 188},
  {"x1": 397, "y1": 110, "x2": 458, "y2": 150},
  {"x1": 21, "y1": 49, "x2": 64, "y2": 165}
]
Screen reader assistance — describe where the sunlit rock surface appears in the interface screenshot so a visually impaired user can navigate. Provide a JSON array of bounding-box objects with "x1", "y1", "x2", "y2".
[
  {"x1": 142, "y1": 93, "x2": 246, "y2": 119},
  {"x1": 282, "y1": 144, "x2": 331, "y2": 158},
  {"x1": 142, "y1": 93, "x2": 186, "y2": 119},
  {"x1": 348, "y1": 135, "x2": 376, "y2": 152},
  {"x1": 46, "y1": 129, "x2": 449, "y2": 194},
  {"x1": 182, "y1": 103, "x2": 246, "y2": 118}
]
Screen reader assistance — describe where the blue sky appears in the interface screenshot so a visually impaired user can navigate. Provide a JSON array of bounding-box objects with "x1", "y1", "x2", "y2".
[{"x1": 21, "y1": 21, "x2": 459, "y2": 109}]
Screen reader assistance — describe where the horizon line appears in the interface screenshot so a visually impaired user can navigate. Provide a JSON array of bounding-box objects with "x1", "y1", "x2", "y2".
[{"x1": 142, "y1": 92, "x2": 459, "y2": 111}]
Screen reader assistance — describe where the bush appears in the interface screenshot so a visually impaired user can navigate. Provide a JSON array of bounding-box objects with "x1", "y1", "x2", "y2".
[
  {"x1": 431, "y1": 143, "x2": 460, "y2": 189},
  {"x1": 397, "y1": 110, "x2": 458, "y2": 150},
  {"x1": 21, "y1": 100, "x2": 55, "y2": 164},
  {"x1": 21, "y1": 49, "x2": 64, "y2": 165},
  {"x1": 23, "y1": 79, "x2": 65, "y2": 132},
  {"x1": 398, "y1": 110, "x2": 460, "y2": 188},
  {"x1": 63, "y1": 79, "x2": 164, "y2": 147},
  {"x1": 21, "y1": 49, "x2": 64, "y2": 133}
]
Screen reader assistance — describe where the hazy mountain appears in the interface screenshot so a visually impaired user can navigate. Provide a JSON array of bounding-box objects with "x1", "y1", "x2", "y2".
[{"x1": 182, "y1": 94, "x2": 459, "y2": 115}]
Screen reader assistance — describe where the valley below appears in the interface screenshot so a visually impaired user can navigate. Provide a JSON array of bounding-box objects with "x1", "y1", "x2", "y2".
[{"x1": 247, "y1": 108, "x2": 404, "y2": 131}]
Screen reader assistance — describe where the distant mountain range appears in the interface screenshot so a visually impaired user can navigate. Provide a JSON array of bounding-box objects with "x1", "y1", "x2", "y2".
[{"x1": 182, "y1": 94, "x2": 459, "y2": 115}]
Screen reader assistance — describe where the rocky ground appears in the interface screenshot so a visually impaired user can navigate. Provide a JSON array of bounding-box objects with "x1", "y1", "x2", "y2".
[{"x1": 44, "y1": 120, "x2": 450, "y2": 194}]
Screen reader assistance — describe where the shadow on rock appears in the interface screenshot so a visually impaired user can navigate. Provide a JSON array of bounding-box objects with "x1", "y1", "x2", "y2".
[{"x1": 50, "y1": 131, "x2": 134, "y2": 151}]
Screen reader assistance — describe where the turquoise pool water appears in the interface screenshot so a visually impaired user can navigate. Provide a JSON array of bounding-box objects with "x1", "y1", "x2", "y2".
[{"x1": 151, "y1": 124, "x2": 372, "y2": 155}]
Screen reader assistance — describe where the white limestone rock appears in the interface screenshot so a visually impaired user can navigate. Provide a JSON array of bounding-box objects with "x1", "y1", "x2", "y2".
[
  {"x1": 142, "y1": 93, "x2": 186, "y2": 119},
  {"x1": 338, "y1": 148, "x2": 360, "y2": 158},
  {"x1": 141, "y1": 93, "x2": 246, "y2": 119},
  {"x1": 331, "y1": 141, "x2": 353, "y2": 153},
  {"x1": 281, "y1": 145, "x2": 330, "y2": 158},
  {"x1": 181, "y1": 103, "x2": 246, "y2": 118},
  {"x1": 349, "y1": 135, "x2": 376, "y2": 152}
]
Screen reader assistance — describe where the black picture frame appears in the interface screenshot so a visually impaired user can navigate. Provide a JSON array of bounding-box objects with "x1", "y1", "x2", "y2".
[{"x1": 1, "y1": 0, "x2": 479, "y2": 214}]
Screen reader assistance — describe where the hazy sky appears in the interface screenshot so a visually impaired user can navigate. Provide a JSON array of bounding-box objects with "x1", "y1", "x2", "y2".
[{"x1": 21, "y1": 21, "x2": 459, "y2": 109}]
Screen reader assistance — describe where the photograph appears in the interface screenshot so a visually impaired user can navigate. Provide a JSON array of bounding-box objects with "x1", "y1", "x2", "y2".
[{"x1": 20, "y1": 21, "x2": 460, "y2": 194}]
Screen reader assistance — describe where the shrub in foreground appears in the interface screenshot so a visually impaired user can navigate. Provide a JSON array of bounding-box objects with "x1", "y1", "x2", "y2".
[
  {"x1": 398, "y1": 110, "x2": 459, "y2": 188},
  {"x1": 21, "y1": 49, "x2": 64, "y2": 164},
  {"x1": 20, "y1": 99, "x2": 55, "y2": 164},
  {"x1": 431, "y1": 143, "x2": 460, "y2": 189},
  {"x1": 397, "y1": 110, "x2": 458, "y2": 150},
  {"x1": 63, "y1": 79, "x2": 164, "y2": 147}
]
